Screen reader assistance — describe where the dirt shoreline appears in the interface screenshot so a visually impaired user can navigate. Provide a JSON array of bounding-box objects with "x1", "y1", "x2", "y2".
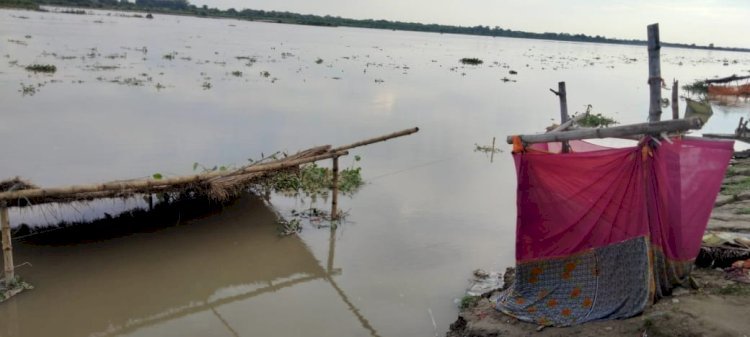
[{"x1": 447, "y1": 155, "x2": 750, "y2": 337}]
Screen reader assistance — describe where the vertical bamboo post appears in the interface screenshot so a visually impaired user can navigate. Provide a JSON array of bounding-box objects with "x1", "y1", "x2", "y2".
[
  {"x1": 647, "y1": 23, "x2": 662, "y2": 122},
  {"x1": 557, "y1": 82, "x2": 571, "y2": 152},
  {"x1": 331, "y1": 156, "x2": 339, "y2": 220},
  {"x1": 490, "y1": 137, "x2": 496, "y2": 163},
  {"x1": 737, "y1": 117, "x2": 745, "y2": 137},
  {"x1": 672, "y1": 79, "x2": 679, "y2": 119},
  {"x1": 1, "y1": 202, "x2": 15, "y2": 286}
]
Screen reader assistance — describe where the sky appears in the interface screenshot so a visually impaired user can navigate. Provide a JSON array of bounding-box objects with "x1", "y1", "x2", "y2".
[{"x1": 191, "y1": 0, "x2": 749, "y2": 48}]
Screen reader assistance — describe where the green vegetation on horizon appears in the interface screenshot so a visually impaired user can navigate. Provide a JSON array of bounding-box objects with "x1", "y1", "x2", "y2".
[{"x1": 2, "y1": 0, "x2": 749, "y2": 52}]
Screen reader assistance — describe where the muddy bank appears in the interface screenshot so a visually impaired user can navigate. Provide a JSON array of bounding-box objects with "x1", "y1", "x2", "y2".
[
  {"x1": 448, "y1": 155, "x2": 750, "y2": 337},
  {"x1": 710, "y1": 153, "x2": 750, "y2": 232},
  {"x1": 448, "y1": 268, "x2": 750, "y2": 337}
]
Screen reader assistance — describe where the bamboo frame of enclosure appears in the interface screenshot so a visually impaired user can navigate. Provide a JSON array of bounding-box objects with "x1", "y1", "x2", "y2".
[
  {"x1": 506, "y1": 117, "x2": 702, "y2": 145},
  {"x1": 507, "y1": 24, "x2": 705, "y2": 146},
  {"x1": 0, "y1": 127, "x2": 419, "y2": 292}
]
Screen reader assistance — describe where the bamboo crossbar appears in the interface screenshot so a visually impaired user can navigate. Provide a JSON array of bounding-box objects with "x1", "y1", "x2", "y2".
[
  {"x1": 332, "y1": 127, "x2": 419, "y2": 152},
  {"x1": 0, "y1": 150, "x2": 347, "y2": 203},
  {"x1": 506, "y1": 117, "x2": 702, "y2": 145},
  {"x1": 0, "y1": 126, "x2": 421, "y2": 206}
]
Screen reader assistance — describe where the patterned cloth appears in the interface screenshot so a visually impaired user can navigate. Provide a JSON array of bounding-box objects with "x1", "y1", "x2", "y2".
[{"x1": 497, "y1": 238, "x2": 650, "y2": 326}]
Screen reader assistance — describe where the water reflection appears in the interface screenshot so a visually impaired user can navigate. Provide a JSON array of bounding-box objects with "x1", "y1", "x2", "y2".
[{"x1": 1, "y1": 194, "x2": 380, "y2": 337}]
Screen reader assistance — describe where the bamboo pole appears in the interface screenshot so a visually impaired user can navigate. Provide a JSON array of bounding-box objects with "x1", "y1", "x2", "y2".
[
  {"x1": 0, "y1": 151, "x2": 348, "y2": 203},
  {"x1": 1, "y1": 202, "x2": 14, "y2": 285},
  {"x1": 332, "y1": 127, "x2": 419, "y2": 152},
  {"x1": 506, "y1": 117, "x2": 702, "y2": 145},
  {"x1": 672, "y1": 79, "x2": 679, "y2": 120},
  {"x1": 551, "y1": 82, "x2": 571, "y2": 152},
  {"x1": 647, "y1": 23, "x2": 662, "y2": 122},
  {"x1": 0, "y1": 127, "x2": 420, "y2": 207},
  {"x1": 331, "y1": 156, "x2": 339, "y2": 220},
  {"x1": 490, "y1": 137, "x2": 496, "y2": 163}
]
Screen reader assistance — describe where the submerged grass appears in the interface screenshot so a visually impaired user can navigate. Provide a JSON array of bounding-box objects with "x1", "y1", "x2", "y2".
[
  {"x1": 460, "y1": 58, "x2": 483, "y2": 65},
  {"x1": 474, "y1": 143, "x2": 500, "y2": 154},
  {"x1": 25, "y1": 64, "x2": 56, "y2": 73}
]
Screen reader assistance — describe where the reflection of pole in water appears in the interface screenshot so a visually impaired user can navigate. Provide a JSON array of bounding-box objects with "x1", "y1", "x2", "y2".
[
  {"x1": 327, "y1": 226, "x2": 336, "y2": 274},
  {"x1": 324, "y1": 225, "x2": 382, "y2": 337},
  {"x1": 211, "y1": 307, "x2": 240, "y2": 337},
  {"x1": 81, "y1": 200, "x2": 382, "y2": 337},
  {"x1": 3, "y1": 298, "x2": 20, "y2": 337}
]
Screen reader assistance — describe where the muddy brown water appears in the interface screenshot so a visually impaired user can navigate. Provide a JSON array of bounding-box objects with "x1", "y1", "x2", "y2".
[{"x1": 1, "y1": 7, "x2": 750, "y2": 337}]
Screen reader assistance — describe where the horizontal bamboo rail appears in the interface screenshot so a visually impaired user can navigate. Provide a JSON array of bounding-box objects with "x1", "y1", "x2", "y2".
[
  {"x1": 506, "y1": 117, "x2": 702, "y2": 145},
  {"x1": 0, "y1": 151, "x2": 347, "y2": 203},
  {"x1": 333, "y1": 127, "x2": 419, "y2": 152},
  {"x1": 0, "y1": 127, "x2": 419, "y2": 206}
]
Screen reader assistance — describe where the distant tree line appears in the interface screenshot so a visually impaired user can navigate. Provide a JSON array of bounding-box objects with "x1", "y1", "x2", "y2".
[{"x1": 2, "y1": 0, "x2": 748, "y2": 52}]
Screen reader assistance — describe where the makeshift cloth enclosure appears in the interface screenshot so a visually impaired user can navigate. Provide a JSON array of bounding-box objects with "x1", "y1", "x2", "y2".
[{"x1": 496, "y1": 137, "x2": 733, "y2": 326}]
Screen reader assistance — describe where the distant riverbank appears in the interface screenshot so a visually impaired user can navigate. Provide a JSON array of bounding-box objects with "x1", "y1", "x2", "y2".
[{"x1": 3, "y1": 0, "x2": 749, "y2": 53}]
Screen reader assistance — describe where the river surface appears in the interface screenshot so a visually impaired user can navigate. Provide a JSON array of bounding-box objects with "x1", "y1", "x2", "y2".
[{"x1": 1, "y1": 8, "x2": 749, "y2": 337}]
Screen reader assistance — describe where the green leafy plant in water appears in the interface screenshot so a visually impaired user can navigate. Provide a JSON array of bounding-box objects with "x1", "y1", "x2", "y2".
[
  {"x1": 0, "y1": 275, "x2": 34, "y2": 302},
  {"x1": 572, "y1": 105, "x2": 618, "y2": 128},
  {"x1": 19, "y1": 83, "x2": 36, "y2": 96},
  {"x1": 474, "y1": 143, "x2": 500, "y2": 154},
  {"x1": 269, "y1": 158, "x2": 365, "y2": 197},
  {"x1": 682, "y1": 79, "x2": 708, "y2": 95},
  {"x1": 277, "y1": 218, "x2": 302, "y2": 236}
]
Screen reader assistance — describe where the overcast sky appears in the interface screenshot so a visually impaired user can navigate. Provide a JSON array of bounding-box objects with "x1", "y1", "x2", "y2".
[{"x1": 191, "y1": 0, "x2": 748, "y2": 47}]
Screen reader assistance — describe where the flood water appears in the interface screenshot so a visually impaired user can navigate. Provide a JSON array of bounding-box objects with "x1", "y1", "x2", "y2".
[{"x1": 1, "y1": 8, "x2": 749, "y2": 337}]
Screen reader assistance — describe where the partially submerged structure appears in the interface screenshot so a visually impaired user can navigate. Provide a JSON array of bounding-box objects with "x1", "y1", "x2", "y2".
[
  {"x1": 0, "y1": 127, "x2": 419, "y2": 302},
  {"x1": 496, "y1": 24, "x2": 734, "y2": 326}
]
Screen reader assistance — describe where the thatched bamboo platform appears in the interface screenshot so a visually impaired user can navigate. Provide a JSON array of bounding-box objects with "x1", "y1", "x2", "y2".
[{"x1": 0, "y1": 127, "x2": 419, "y2": 301}]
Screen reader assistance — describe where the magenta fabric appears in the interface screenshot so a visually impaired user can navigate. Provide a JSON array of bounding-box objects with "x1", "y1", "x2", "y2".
[
  {"x1": 528, "y1": 140, "x2": 610, "y2": 153},
  {"x1": 647, "y1": 138, "x2": 734, "y2": 260},
  {"x1": 513, "y1": 137, "x2": 733, "y2": 263}
]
